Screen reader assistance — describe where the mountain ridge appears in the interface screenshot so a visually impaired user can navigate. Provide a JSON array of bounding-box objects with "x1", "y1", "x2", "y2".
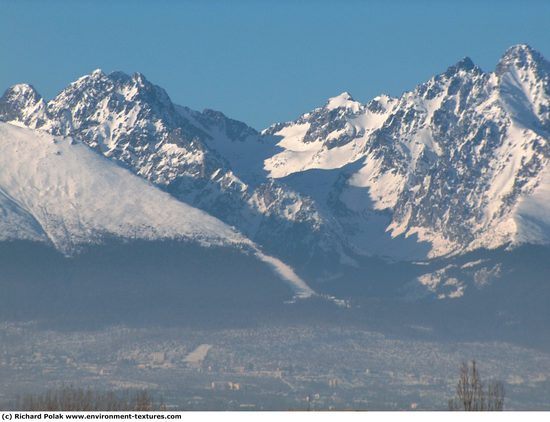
[
  {"x1": 1, "y1": 43, "x2": 549, "y2": 281},
  {"x1": 263, "y1": 43, "x2": 550, "y2": 259}
]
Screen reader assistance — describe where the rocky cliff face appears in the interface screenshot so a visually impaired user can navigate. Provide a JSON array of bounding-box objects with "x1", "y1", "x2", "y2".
[{"x1": 264, "y1": 44, "x2": 550, "y2": 260}]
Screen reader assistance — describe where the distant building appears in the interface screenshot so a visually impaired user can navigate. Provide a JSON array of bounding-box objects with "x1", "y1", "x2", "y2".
[
  {"x1": 210, "y1": 381, "x2": 241, "y2": 391},
  {"x1": 150, "y1": 351, "x2": 166, "y2": 365}
]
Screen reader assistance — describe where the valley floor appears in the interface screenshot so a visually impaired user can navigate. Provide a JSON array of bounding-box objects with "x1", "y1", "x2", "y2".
[{"x1": 1, "y1": 321, "x2": 549, "y2": 410}]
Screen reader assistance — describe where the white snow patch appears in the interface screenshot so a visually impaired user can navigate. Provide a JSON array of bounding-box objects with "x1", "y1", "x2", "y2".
[
  {"x1": 254, "y1": 252, "x2": 315, "y2": 299},
  {"x1": 348, "y1": 156, "x2": 406, "y2": 210},
  {"x1": 514, "y1": 158, "x2": 550, "y2": 245},
  {"x1": 326, "y1": 92, "x2": 362, "y2": 112},
  {"x1": 184, "y1": 344, "x2": 212, "y2": 366}
]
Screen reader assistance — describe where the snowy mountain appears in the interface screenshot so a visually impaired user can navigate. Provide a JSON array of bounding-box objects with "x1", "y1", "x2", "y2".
[
  {"x1": 263, "y1": 44, "x2": 550, "y2": 260},
  {"x1": 1, "y1": 44, "x2": 550, "y2": 297},
  {"x1": 0, "y1": 70, "x2": 341, "y2": 269},
  {"x1": 0, "y1": 121, "x2": 314, "y2": 299}
]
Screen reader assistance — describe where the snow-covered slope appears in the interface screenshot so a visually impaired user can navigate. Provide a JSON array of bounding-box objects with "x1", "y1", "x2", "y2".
[
  {"x1": 0, "y1": 122, "x2": 246, "y2": 252},
  {"x1": 0, "y1": 122, "x2": 314, "y2": 298},
  {"x1": 264, "y1": 92, "x2": 397, "y2": 179},
  {"x1": 2, "y1": 44, "x2": 550, "y2": 269}
]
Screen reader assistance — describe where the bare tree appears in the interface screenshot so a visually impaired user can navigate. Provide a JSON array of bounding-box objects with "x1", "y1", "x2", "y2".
[
  {"x1": 448, "y1": 360, "x2": 505, "y2": 411},
  {"x1": 486, "y1": 380, "x2": 505, "y2": 411}
]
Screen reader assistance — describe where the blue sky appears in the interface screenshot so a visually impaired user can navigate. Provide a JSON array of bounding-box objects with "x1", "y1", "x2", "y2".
[{"x1": 1, "y1": 0, "x2": 549, "y2": 129}]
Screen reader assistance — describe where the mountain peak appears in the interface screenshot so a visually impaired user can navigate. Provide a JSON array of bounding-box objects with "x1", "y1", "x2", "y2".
[
  {"x1": 501, "y1": 43, "x2": 536, "y2": 60},
  {"x1": 108, "y1": 70, "x2": 132, "y2": 83},
  {"x1": 71, "y1": 69, "x2": 107, "y2": 87},
  {"x1": 496, "y1": 44, "x2": 548, "y2": 75},
  {"x1": 90, "y1": 68, "x2": 105, "y2": 78},
  {"x1": 443, "y1": 56, "x2": 479, "y2": 77},
  {"x1": 0, "y1": 84, "x2": 44, "y2": 124},
  {"x1": 326, "y1": 91, "x2": 361, "y2": 112},
  {"x1": 132, "y1": 72, "x2": 149, "y2": 85},
  {"x1": 2, "y1": 83, "x2": 42, "y2": 103}
]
